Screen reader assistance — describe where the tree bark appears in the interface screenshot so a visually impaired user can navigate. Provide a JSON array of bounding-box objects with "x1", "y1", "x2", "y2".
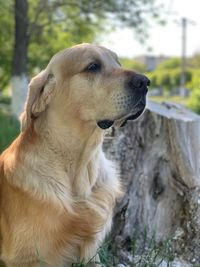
[
  {"x1": 104, "y1": 101, "x2": 200, "y2": 266},
  {"x1": 11, "y1": 0, "x2": 29, "y2": 117}
]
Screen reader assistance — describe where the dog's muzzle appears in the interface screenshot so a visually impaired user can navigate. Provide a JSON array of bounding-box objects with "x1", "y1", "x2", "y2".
[{"x1": 97, "y1": 74, "x2": 150, "y2": 130}]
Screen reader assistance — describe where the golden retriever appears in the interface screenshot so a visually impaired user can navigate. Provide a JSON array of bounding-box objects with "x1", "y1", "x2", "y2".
[{"x1": 0, "y1": 43, "x2": 149, "y2": 267}]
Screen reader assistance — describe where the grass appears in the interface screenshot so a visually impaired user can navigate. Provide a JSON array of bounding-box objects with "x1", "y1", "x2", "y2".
[
  {"x1": 69, "y1": 233, "x2": 175, "y2": 267},
  {"x1": 73, "y1": 233, "x2": 199, "y2": 267},
  {"x1": 69, "y1": 226, "x2": 200, "y2": 267},
  {"x1": 69, "y1": 243, "x2": 112, "y2": 267},
  {"x1": 129, "y1": 232, "x2": 174, "y2": 267},
  {"x1": 0, "y1": 236, "x2": 198, "y2": 267}
]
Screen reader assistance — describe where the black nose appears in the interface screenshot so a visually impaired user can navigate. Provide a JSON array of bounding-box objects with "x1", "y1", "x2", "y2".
[{"x1": 127, "y1": 74, "x2": 150, "y2": 94}]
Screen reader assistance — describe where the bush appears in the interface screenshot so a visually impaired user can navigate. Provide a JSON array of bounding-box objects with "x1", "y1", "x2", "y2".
[
  {"x1": 156, "y1": 57, "x2": 181, "y2": 70},
  {"x1": 148, "y1": 68, "x2": 193, "y2": 94},
  {"x1": 186, "y1": 69, "x2": 200, "y2": 114},
  {"x1": 120, "y1": 58, "x2": 147, "y2": 73},
  {"x1": 187, "y1": 88, "x2": 200, "y2": 114},
  {"x1": 0, "y1": 95, "x2": 11, "y2": 105},
  {"x1": 0, "y1": 109, "x2": 19, "y2": 153}
]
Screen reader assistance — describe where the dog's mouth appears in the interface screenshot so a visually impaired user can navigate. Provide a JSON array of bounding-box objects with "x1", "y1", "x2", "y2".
[
  {"x1": 97, "y1": 96, "x2": 146, "y2": 129},
  {"x1": 117, "y1": 107, "x2": 145, "y2": 127}
]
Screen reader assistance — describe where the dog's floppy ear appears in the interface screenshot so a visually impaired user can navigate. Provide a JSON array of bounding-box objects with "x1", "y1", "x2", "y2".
[{"x1": 20, "y1": 70, "x2": 56, "y2": 131}]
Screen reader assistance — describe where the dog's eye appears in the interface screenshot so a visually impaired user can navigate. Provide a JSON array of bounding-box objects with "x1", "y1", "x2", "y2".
[{"x1": 86, "y1": 63, "x2": 101, "y2": 72}]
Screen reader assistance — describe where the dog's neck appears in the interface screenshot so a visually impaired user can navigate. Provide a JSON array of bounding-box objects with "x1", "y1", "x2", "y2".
[{"x1": 33, "y1": 110, "x2": 105, "y2": 198}]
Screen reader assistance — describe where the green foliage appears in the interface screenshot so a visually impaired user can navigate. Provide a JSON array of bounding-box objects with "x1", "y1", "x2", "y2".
[
  {"x1": 120, "y1": 58, "x2": 147, "y2": 73},
  {"x1": 187, "y1": 69, "x2": 200, "y2": 90},
  {"x1": 0, "y1": 95, "x2": 11, "y2": 105},
  {"x1": 147, "y1": 54, "x2": 200, "y2": 115},
  {"x1": 148, "y1": 57, "x2": 194, "y2": 93},
  {"x1": 187, "y1": 87, "x2": 200, "y2": 114},
  {"x1": 156, "y1": 57, "x2": 181, "y2": 70},
  {"x1": 0, "y1": 109, "x2": 20, "y2": 153},
  {"x1": 189, "y1": 52, "x2": 200, "y2": 69},
  {"x1": 28, "y1": 0, "x2": 104, "y2": 73},
  {"x1": 148, "y1": 68, "x2": 193, "y2": 93},
  {"x1": 0, "y1": 0, "x2": 161, "y2": 90},
  {"x1": 0, "y1": 1, "x2": 14, "y2": 91},
  {"x1": 186, "y1": 69, "x2": 200, "y2": 114}
]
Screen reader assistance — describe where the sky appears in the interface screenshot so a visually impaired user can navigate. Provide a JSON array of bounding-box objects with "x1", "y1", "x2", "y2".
[{"x1": 100, "y1": 0, "x2": 200, "y2": 58}]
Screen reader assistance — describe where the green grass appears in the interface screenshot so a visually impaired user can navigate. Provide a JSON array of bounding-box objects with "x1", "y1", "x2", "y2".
[
  {"x1": 69, "y1": 229, "x2": 200, "y2": 267},
  {"x1": 0, "y1": 108, "x2": 20, "y2": 153},
  {"x1": 69, "y1": 234, "x2": 175, "y2": 267},
  {"x1": 129, "y1": 232, "x2": 174, "y2": 267}
]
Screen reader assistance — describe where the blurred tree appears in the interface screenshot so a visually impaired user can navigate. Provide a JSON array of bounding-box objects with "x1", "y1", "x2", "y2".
[
  {"x1": 12, "y1": 0, "x2": 29, "y2": 116},
  {"x1": 147, "y1": 57, "x2": 195, "y2": 94},
  {"x1": 187, "y1": 69, "x2": 200, "y2": 114},
  {"x1": 0, "y1": 0, "x2": 160, "y2": 116},
  {"x1": 120, "y1": 58, "x2": 147, "y2": 73},
  {"x1": 189, "y1": 51, "x2": 200, "y2": 69},
  {"x1": 187, "y1": 89, "x2": 200, "y2": 114},
  {"x1": 156, "y1": 57, "x2": 181, "y2": 70},
  {"x1": 0, "y1": 1, "x2": 14, "y2": 91},
  {"x1": 148, "y1": 68, "x2": 192, "y2": 94}
]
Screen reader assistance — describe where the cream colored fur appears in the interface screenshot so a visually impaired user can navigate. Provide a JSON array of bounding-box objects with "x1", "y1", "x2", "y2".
[{"x1": 0, "y1": 43, "x2": 143, "y2": 267}]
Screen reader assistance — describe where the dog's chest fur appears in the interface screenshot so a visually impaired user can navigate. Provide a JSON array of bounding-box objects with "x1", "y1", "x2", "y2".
[{"x1": 0, "y1": 142, "x2": 120, "y2": 266}]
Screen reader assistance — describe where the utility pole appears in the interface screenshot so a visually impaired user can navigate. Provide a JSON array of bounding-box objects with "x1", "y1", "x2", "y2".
[
  {"x1": 179, "y1": 17, "x2": 195, "y2": 97},
  {"x1": 180, "y1": 17, "x2": 186, "y2": 97}
]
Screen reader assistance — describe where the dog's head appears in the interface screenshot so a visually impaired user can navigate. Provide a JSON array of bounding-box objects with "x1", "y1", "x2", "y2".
[{"x1": 21, "y1": 43, "x2": 149, "y2": 131}]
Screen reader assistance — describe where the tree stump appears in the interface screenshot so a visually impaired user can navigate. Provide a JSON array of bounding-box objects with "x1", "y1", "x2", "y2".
[{"x1": 104, "y1": 101, "x2": 200, "y2": 266}]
